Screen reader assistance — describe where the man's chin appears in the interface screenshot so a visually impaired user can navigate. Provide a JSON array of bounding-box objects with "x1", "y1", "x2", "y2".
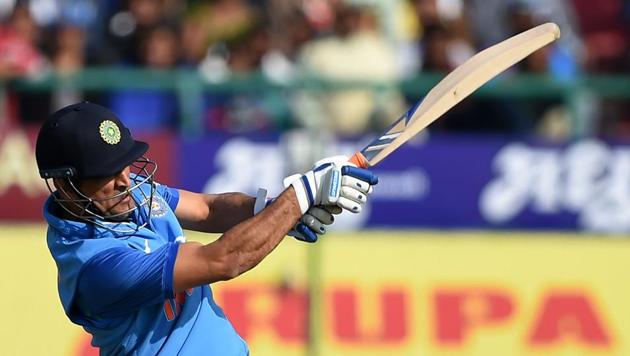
[
  {"x1": 105, "y1": 204, "x2": 136, "y2": 221},
  {"x1": 106, "y1": 200, "x2": 137, "y2": 221},
  {"x1": 106, "y1": 211, "x2": 133, "y2": 222}
]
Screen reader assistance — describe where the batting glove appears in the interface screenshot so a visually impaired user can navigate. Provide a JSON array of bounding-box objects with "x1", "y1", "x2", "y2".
[
  {"x1": 283, "y1": 155, "x2": 379, "y2": 215},
  {"x1": 289, "y1": 205, "x2": 342, "y2": 243},
  {"x1": 254, "y1": 189, "x2": 341, "y2": 243}
]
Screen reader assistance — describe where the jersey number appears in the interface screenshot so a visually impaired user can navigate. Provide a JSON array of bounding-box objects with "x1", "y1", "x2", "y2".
[{"x1": 163, "y1": 288, "x2": 193, "y2": 321}]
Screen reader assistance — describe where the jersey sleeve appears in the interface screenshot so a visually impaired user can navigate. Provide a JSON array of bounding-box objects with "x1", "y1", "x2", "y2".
[
  {"x1": 75, "y1": 241, "x2": 180, "y2": 318},
  {"x1": 155, "y1": 182, "x2": 180, "y2": 211}
]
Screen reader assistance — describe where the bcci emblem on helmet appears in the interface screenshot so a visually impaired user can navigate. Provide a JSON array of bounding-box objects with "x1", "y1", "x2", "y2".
[{"x1": 99, "y1": 120, "x2": 121, "y2": 145}]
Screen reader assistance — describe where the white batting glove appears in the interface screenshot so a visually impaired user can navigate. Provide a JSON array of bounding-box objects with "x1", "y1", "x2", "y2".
[{"x1": 284, "y1": 155, "x2": 379, "y2": 215}]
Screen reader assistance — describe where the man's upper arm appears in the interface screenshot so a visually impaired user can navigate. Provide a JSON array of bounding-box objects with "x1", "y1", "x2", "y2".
[
  {"x1": 174, "y1": 189, "x2": 214, "y2": 229},
  {"x1": 154, "y1": 181, "x2": 211, "y2": 229},
  {"x1": 75, "y1": 242, "x2": 180, "y2": 318}
]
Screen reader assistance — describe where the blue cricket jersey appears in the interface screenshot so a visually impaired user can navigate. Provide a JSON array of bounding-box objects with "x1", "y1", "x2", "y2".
[{"x1": 44, "y1": 179, "x2": 249, "y2": 355}]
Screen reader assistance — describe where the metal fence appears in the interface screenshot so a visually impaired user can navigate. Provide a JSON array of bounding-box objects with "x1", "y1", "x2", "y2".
[{"x1": 7, "y1": 68, "x2": 630, "y2": 136}]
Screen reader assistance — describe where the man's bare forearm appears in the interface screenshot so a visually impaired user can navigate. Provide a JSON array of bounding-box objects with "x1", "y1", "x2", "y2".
[
  {"x1": 179, "y1": 192, "x2": 256, "y2": 233},
  {"x1": 206, "y1": 192, "x2": 257, "y2": 232},
  {"x1": 212, "y1": 187, "x2": 301, "y2": 277},
  {"x1": 173, "y1": 187, "x2": 301, "y2": 291}
]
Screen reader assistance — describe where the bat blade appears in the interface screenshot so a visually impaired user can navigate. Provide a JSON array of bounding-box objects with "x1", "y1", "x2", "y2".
[{"x1": 349, "y1": 22, "x2": 561, "y2": 168}]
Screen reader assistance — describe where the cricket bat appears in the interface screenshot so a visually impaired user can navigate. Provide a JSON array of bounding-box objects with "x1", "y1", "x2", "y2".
[{"x1": 349, "y1": 22, "x2": 561, "y2": 168}]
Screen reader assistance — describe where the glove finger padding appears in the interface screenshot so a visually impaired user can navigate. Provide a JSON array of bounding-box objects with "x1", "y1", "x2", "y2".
[
  {"x1": 290, "y1": 223, "x2": 318, "y2": 243},
  {"x1": 302, "y1": 213, "x2": 327, "y2": 234},
  {"x1": 307, "y1": 206, "x2": 336, "y2": 225},
  {"x1": 340, "y1": 186, "x2": 367, "y2": 204},
  {"x1": 324, "y1": 205, "x2": 343, "y2": 215},
  {"x1": 290, "y1": 205, "x2": 339, "y2": 242},
  {"x1": 341, "y1": 166, "x2": 379, "y2": 185},
  {"x1": 342, "y1": 176, "x2": 374, "y2": 195},
  {"x1": 333, "y1": 165, "x2": 378, "y2": 213},
  {"x1": 337, "y1": 196, "x2": 363, "y2": 213}
]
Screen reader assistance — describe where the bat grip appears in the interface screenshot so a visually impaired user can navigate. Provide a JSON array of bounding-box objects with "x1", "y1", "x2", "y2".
[{"x1": 349, "y1": 152, "x2": 369, "y2": 168}]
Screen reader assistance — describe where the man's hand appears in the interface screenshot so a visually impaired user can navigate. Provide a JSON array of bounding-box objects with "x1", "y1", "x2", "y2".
[
  {"x1": 283, "y1": 155, "x2": 379, "y2": 215},
  {"x1": 290, "y1": 205, "x2": 342, "y2": 243},
  {"x1": 254, "y1": 189, "x2": 342, "y2": 243}
]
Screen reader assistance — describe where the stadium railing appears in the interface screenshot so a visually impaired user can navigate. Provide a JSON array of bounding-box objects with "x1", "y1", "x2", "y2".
[{"x1": 7, "y1": 68, "x2": 630, "y2": 136}]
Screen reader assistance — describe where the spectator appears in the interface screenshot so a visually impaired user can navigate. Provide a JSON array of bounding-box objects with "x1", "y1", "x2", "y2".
[
  {"x1": 188, "y1": 0, "x2": 259, "y2": 46},
  {"x1": 0, "y1": 5, "x2": 49, "y2": 125},
  {"x1": 262, "y1": 10, "x2": 316, "y2": 83},
  {"x1": 571, "y1": 0, "x2": 630, "y2": 73},
  {"x1": 507, "y1": 3, "x2": 574, "y2": 139},
  {"x1": 413, "y1": 0, "x2": 442, "y2": 30},
  {"x1": 571, "y1": 0, "x2": 630, "y2": 137},
  {"x1": 108, "y1": 0, "x2": 173, "y2": 65},
  {"x1": 50, "y1": 24, "x2": 88, "y2": 110},
  {"x1": 203, "y1": 20, "x2": 280, "y2": 132},
  {"x1": 180, "y1": 12, "x2": 210, "y2": 67},
  {"x1": 52, "y1": 25, "x2": 86, "y2": 75},
  {"x1": 109, "y1": 24, "x2": 180, "y2": 133},
  {"x1": 295, "y1": 4, "x2": 403, "y2": 135},
  {"x1": 142, "y1": 24, "x2": 180, "y2": 69},
  {"x1": 421, "y1": 24, "x2": 454, "y2": 72},
  {"x1": 0, "y1": 0, "x2": 623, "y2": 138},
  {"x1": 413, "y1": 5, "x2": 535, "y2": 134},
  {"x1": 0, "y1": 5, "x2": 47, "y2": 79},
  {"x1": 508, "y1": 3, "x2": 553, "y2": 73}
]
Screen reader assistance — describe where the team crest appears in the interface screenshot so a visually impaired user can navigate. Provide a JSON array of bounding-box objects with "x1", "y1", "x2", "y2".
[
  {"x1": 99, "y1": 120, "x2": 121, "y2": 145},
  {"x1": 151, "y1": 196, "x2": 167, "y2": 218}
]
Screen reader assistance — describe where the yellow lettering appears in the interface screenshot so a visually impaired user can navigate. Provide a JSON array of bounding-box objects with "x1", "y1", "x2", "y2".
[{"x1": 0, "y1": 130, "x2": 48, "y2": 197}]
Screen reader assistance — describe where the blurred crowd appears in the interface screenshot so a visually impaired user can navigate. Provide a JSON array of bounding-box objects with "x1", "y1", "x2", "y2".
[{"x1": 0, "y1": 0, "x2": 629, "y2": 137}]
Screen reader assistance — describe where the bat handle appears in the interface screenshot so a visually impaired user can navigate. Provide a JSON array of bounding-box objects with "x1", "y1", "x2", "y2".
[{"x1": 349, "y1": 152, "x2": 369, "y2": 168}]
